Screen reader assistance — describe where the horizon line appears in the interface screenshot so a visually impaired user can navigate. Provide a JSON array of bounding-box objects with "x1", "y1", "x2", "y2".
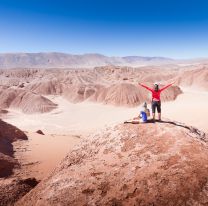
[{"x1": 0, "y1": 51, "x2": 208, "y2": 60}]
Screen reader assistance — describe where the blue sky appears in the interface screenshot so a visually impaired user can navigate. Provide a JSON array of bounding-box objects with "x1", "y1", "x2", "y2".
[{"x1": 0, "y1": 0, "x2": 208, "y2": 58}]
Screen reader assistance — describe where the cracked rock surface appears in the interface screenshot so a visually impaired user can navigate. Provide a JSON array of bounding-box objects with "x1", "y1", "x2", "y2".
[{"x1": 16, "y1": 120, "x2": 208, "y2": 206}]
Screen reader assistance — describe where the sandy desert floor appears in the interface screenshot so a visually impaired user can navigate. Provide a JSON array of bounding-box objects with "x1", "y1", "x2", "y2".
[
  {"x1": 5, "y1": 96, "x2": 140, "y2": 179},
  {"x1": 5, "y1": 95, "x2": 140, "y2": 134},
  {"x1": 163, "y1": 88, "x2": 208, "y2": 133},
  {"x1": 12, "y1": 133, "x2": 80, "y2": 180},
  {"x1": 3, "y1": 88, "x2": 208, "y2": 179}
]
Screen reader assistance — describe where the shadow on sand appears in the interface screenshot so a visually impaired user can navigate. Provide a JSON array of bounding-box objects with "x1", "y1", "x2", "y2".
[
  {"x1": 124, "y1": 119, "x2": 207, "y2": 141},
  {"x1": 155, "y1": 120, "x2": 191, "y2": 130},
  {"x1": 125, "y1": 119, "x2": 191, "y2": 129}
]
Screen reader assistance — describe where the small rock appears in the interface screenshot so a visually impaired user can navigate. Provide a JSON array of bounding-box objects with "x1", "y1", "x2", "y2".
[
  {"x1": 0, "y1": 109, "x2": 8, "y2": 114},
  {"x1": 18, "y1": 83, "x2": 25, "y2": 88},
  {"x1": 36, "y1": 130, "x2": 45, "y2": 135}
]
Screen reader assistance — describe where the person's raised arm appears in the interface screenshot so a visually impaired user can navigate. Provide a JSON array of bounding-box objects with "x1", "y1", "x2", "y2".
[
  {"x1": 160, "y1": 82, "x2": 175, "y2": 92},
  {"x1": 138, "y1": 83, "x2": 153, "y2": 92}
]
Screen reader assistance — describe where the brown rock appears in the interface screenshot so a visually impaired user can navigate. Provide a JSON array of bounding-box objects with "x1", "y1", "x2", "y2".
[
  {"x1": 0, "y1": 119, "x2": 27, "y2": 177},
  {"x1": 0, "y1": 178, "x2": 39, "y2": 206},
  {"x1": 36, "y1": 130, "x2": 45, "y2": 135},
  {"x1": 18, "y1": 83, "x2": 25, "y2": 88},
  {"x1": 16, "y1": 121, "x2": 208, "y2": 206},
  {"x1": 0, "y1": 153, "x2": 17, "y2": 178}
]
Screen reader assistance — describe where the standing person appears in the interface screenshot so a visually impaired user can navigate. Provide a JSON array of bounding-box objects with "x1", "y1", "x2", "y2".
[{"x1": 138, "y1": 82, "x2": 174, "y2": 121}]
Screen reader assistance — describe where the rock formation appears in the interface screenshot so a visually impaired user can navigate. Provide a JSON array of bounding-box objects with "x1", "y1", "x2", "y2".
[
  {"x1": 0, "y1": 119, "x2": 27, "y2": 177},
  {"x1": 0, "y1": 65, "x2": 207, "y2": 113},
  {"x1": 0, "y1": 120, "x2": 39, "y2": 206},
  {"x1": 16, "y1": 121, "x2": 208, "y2": 206},
  {"x1": 0, "y1": 88, "x2": 57, "y2": 113}
]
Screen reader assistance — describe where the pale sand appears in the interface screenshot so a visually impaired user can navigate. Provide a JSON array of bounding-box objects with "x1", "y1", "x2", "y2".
[
  {"x1": 5, "y1": 89, "x2": 208, "y2": 179},
  {"x1": 163, "y1": 88, "x2": 208, "y2": 133},
  {"x1": 6, "y1": 96, "x2": 139, "y2": 179},
  {"x1": 13, "y1": 132, "x2": 80, "y2": 180},
  {"x1": 5, "y1": 96, "x2": 140, "y2": 134}
]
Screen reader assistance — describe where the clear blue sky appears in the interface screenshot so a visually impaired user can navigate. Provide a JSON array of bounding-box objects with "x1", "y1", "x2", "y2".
[{"x1": 0, "y1": 0, "x2": 208, "y2": 58}]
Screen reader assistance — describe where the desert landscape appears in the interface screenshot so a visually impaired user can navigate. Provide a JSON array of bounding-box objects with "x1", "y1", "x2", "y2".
[
  {"x1": 1, "y1": 0, "x2": 208, "y2": 204},
  {"x1": 0, "y1": 53, "x2": 208, "y2": 205}
]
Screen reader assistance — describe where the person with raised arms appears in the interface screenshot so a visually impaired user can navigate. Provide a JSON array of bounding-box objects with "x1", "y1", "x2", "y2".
[{"x1": 139, "y1": 82, "x2": 174, "y2": 121}]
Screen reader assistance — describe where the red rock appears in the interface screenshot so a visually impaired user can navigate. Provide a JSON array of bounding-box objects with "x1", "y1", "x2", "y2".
[
  {"x1": 0, "y1": 119, "x2": 27, "y2": 177},
  {"x1": 16, "y1": 121, "x2": 208, "y2": 206}
]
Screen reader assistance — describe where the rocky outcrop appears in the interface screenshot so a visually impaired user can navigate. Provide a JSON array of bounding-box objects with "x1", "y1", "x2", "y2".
[
  {"x1": 2, "y1": 65, "x2": 208, "y2": 110},
  {"x1": 63, "y1": 83, "x2": 182, "y2": 106},
  {"x1": 17, "y1": 121, "x2": 208, "y2": 206},
  {"x1": 90, "y1": 83, "x2": 147, "y2": 106},
  {"x1": 0, "y1": 67, "x2": 185, "y2": 109},
  {"x1": 0, "y1": 178, "x2": 39, "y2": 206},
  {"x1": 175, "y1": 66, "x2": 208, "y2": 90},
  {"x1": 0, "y1": 153, "x2": 17, "y2": 178},
  {"x1": 0, "y1": 120, "x2": 39, "y2": 205},
  {"x1": 0, "y1": 119, "x2": 27, "y2": 156},
  {"x1": 0, "y1": 88, "x2": 57, "y2": 113},
  {"x1": 36, "y1": 130, "x2": 45, "y2": 135},
  {"x1": 0, "y1": 119, "x2": 27, "y2": 177}
]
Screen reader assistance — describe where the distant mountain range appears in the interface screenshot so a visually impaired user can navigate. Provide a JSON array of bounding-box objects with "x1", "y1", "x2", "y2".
[{"x1": 0, "y1": 52, "x2": 178, "y2": 69}]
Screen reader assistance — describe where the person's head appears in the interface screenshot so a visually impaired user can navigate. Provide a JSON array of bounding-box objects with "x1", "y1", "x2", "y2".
[
  {"x1": 154, "y1": 82, "x2": 159, "y2": 91},
  {"x1": 143, "y1": 102, "x2": 147, "y2": 108},
  {"x1": 141, "y1": 102, "x2": 148, "y2": 113}
]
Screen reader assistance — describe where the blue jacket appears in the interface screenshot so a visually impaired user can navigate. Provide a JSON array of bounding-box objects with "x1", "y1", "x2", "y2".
[{"x1": 140, "y1": 111, "x2": 147, "y2": 122}]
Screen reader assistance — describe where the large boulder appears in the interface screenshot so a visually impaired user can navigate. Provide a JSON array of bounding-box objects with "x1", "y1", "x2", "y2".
[{"x1": 17, "y1": 121, "x2": 208, "y2": 206}]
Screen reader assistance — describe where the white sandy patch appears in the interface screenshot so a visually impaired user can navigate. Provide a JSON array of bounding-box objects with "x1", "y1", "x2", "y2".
[
  {"x1": 163, "y1": 88, "x2": 208, "y2": 133},
  {"x1": 5, "y1": 96, "x2": 140, "y2": 135},
  {"x1": 5, "y1": 90, "x2": 208, "y2": 134}
]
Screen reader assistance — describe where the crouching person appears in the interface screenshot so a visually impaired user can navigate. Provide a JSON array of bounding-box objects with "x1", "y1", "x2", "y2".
[{"x1": 124, "y1": 102, "x2": 150, "y2": 124}]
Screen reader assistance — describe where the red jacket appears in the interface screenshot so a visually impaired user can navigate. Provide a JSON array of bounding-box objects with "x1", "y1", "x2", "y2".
[{"x1": 139, "y1": 83, "x2": 173, "y2": 101}]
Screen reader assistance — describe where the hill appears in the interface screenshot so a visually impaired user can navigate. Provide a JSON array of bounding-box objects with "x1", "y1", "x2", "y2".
[{"x1": 16, "y1": 121, "x2": 208, "y2": 206}]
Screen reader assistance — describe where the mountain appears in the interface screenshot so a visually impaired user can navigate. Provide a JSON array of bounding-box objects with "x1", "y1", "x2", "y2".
[{"x1": 0, "y1": 53, "x2": 176, "y2": 69}]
